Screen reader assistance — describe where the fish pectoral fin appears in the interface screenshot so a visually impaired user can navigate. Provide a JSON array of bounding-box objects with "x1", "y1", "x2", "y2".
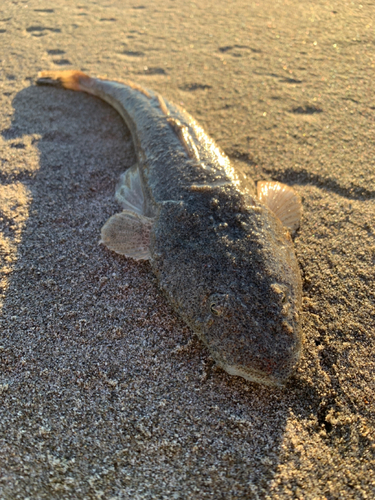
[
  {"x1": 115, "y1": 163, "x2": 145, "y2": 215},
  {"x1": 257, "y1": 181, "x2": 302, "y2": 233},
  {"x1": 100, "y1": 210, "x2": 154, "y2": 260}
]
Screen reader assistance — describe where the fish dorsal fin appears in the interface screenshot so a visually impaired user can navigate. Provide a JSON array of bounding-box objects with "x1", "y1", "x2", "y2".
[
  {"x1": 257, "y1": 181, "x2": 302, "y2": 233},
  {"x1": 100, "y1": 210, "x2": 154, "y2": 260},
  {"x1": 115, "y1": 163, "x2": 145, "y2": 215}
]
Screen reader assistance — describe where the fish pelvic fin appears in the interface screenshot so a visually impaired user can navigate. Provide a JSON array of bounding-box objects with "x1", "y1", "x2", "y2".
[
  {"x1": 100, "y1": 210, "x2": 154, "y2": 261},
  {"x1": 36, "y1": 70, "x2": 93, "y2": 92}
]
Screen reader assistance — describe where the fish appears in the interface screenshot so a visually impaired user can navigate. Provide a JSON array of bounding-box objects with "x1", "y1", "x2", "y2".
[{"x1": 36, "y1": 70, "x2": 303, "y2": 387}]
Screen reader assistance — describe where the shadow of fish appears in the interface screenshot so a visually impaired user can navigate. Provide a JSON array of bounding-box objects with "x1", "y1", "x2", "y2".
[{"x1": 36, "y1": 70, "x2": 303, "y2": 386}]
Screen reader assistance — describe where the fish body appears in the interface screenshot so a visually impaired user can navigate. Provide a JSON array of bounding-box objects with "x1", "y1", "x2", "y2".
[{"x1": 37, "y1": 70, "x2": 303, "y2": 386}]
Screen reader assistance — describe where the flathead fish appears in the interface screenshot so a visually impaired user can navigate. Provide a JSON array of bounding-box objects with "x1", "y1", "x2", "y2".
[{"x1": 36, "y1": 70, "x2": 303, "y2": 386}]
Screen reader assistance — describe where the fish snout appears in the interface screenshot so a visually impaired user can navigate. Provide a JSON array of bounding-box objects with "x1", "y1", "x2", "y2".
[
  {"x1": 220, "y1": 331, "x2": 301, "y2": 387},
  {"x1": 202, "y1": 291, "x2": 302, "y2": 386}
]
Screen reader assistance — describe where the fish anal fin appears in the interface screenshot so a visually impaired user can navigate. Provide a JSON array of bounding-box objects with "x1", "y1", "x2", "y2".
[
  {"x1": 257, "y1": 181, "x2": 302, "y2": 233},
  {"x1": 100, "y1": 210, "x2": 154, "y2": 261}
]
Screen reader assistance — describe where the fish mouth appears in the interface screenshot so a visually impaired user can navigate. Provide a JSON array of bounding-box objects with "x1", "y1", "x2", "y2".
[
  {"x1": 214, "y1": 332, "x2": 302, "y2": 387},
  {"x1": 200, "y1": 293, "x2": 302, "y2": 387},
  {"x1": 218, "y1": 360, "x2": 294, "y2": 387}
]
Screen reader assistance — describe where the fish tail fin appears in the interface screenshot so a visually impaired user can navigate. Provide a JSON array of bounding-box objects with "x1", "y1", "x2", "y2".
[{"x1": 36, "y1": 70, "x2": 94, "y2": 92}]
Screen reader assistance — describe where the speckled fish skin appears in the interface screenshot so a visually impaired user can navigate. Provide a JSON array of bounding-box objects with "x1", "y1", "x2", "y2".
[{"x1": 37, "y1": 74, "x2": 303, "y2": 386}]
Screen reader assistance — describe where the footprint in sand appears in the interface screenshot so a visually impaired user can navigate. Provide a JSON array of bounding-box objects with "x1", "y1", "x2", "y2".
[
  {"x1": 218, "y1": 45, "x2": 261, "y2": 57},
  {"x1": 47, "y1": 49, "x2": 65, "y2": 55},
  {"x1": 121, "y1": 50, "x2": 144, "y2": 57},
  {"x1": 45, "y1": 49, "x2": 71, "y2": 66},
  {"x1": 291, "y1": 105, "x2": 323, "y2": 115},
  {"x1": 33, "y1": 9, "x2": 55, "y2": 13},
  {"x1": 140, "y1": 67, "x2": 167, "y2": 75},
  {"x1": 26, "y1": 26, "x2": 61, "y2": 37},
  {"x1": 52, "y1": 59, "x2": 72, "y2": 66},
  {"x1": 179, "y1": 83, "x2": 212, "y2": 91}
]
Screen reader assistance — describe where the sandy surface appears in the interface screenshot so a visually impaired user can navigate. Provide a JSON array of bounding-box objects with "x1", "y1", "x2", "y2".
[{"x1": 0, "y1": 0, "x2": 374, "y2": 498}]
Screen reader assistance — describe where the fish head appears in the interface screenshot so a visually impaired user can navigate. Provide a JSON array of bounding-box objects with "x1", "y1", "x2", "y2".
[
  {"x1": 201, "y1": 279, "x2": 302, "y2": 386},
  {"x1": 151, "y1": 194, "x2": 302, "y2": 387}
]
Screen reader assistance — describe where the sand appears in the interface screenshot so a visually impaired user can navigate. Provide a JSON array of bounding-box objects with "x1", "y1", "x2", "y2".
[{"x1": 0, "y1": 0, "x2": 374, "y2": 498}]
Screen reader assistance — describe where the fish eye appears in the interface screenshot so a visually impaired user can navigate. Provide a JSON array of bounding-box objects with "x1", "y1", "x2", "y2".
[
  {"x1": 210, "y1": 301, "x2": 221, "y2": 316},
  {"x1": 208, "y1": 293, "x2": 228, "y2": 317}
]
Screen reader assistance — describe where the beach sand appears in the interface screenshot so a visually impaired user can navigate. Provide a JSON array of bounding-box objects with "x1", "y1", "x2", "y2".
[{"x1": 0, "y1": 0, "x2": 374, "y2": 498}]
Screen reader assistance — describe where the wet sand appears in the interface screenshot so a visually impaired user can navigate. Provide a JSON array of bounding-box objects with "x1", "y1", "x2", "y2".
[{"x1": 0, "y1": 0, "x2": 374, "y2": 498}]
